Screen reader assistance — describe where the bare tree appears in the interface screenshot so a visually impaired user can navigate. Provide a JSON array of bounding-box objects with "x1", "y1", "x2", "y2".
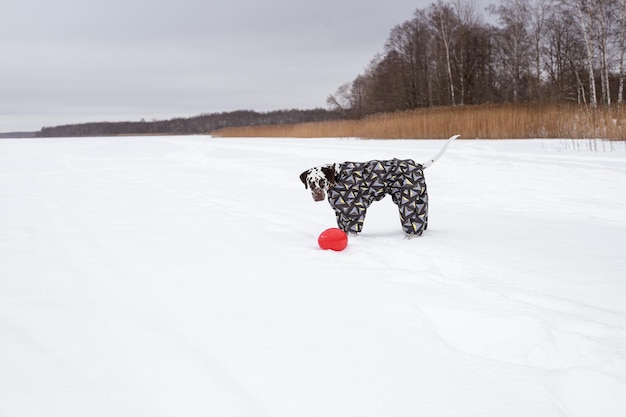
[
  {"x1": 595, "y1": 0, "x2": 617, "y2": 106},
  {"x1": 617, "y1": 0, "x2": 626, "y2": 103},
  {"x1": 326, "y1": 83, "x2": 352, "y2": 115},
  {"x1": 386, "y1": 20, "x2": 420, "y2": 108},
  {"x1": 571, "y1": 0, "x2": 598, "y2": 107},
  {"x1": 452, "y1": 0, "x2": 484, "y2": 104},
  {"x1": 431, "y1": 0, "x2": 458, "y2": 105},
  {"x1": 543, "y1": 5, "x2": 586, "y2": 102},
  {"x1": 488, "y1": 0, "x2": 531, "y2": 102},
  {"x1": 528, "y1": 0, "x2": 551, "y2": 100}
]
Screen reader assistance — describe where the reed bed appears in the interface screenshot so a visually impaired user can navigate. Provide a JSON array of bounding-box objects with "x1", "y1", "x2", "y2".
[{"x1": 212, "y1": 103, "x2": 626, "y2": 140}]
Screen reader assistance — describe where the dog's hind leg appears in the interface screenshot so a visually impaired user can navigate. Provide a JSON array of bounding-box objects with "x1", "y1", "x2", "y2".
[
  {"x1": 393, "y1": 192, "x2": 428, "y2": 235},
  {"x1": 391, "y1": 166, "x2": 429, "y2": 236}
]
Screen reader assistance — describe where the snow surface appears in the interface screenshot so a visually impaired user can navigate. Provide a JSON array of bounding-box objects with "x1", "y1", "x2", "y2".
[{"x1": 1, "y1": 136, "x2": 625, "y2": 417}]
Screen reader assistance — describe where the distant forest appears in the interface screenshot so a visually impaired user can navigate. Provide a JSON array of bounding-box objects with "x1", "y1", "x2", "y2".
[
  {"x1": 36, "y1": 0, "x2": 626, "y2": 137},
  {"x1": 36, "y1": 109, "x2": 343, "y2": 137},
  {"x1": 327, "y1": 0, "x2": 626, "y2": 117}
]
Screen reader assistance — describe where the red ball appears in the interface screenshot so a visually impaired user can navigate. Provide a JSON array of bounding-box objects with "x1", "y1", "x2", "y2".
[{"x1": 318, "y1": 228, "x2": 348, "y2": 251}]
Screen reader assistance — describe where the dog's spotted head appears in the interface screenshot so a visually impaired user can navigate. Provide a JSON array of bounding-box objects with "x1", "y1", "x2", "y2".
[{"x1": 299, "y1": 163, "x2": 340, "y2": 202}]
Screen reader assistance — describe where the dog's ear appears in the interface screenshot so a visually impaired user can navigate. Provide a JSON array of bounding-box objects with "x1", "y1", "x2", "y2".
[
  {"x1": 321, "y1": 166, "x2": 336, "y2": 187},
  {"x1": 299, "y1": 171, "x2": 309, "y2": 189}
]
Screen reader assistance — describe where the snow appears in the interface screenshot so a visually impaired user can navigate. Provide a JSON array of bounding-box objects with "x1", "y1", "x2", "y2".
[{"x1": 1, "y1": 136, "x2": 625, "y2": 417}]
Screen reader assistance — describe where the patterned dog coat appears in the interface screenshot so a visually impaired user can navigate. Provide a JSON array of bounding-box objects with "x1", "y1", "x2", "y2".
[{"x1": 328, "y1": 159, "x2": 428, "y2": 235}]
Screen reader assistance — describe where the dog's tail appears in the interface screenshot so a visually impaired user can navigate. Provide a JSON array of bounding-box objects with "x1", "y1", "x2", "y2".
[{"x1": 422, "y1": 134, "x2": 460, "y2": 169}]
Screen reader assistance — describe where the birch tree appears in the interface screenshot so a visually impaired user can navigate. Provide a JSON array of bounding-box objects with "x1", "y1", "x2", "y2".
[
  {"x1": 528, "y1": 0, "x2": 551, "y2": 100},
  {"x1": 595, "y1": 0, "x2": 615, "y2": 106},
  {"x1": 431, "y1": 0, "x2": 458, "y2": 105},
  {"x1": 617, "y1": 0, "x2": 626, "y2": 103},
  {"x1": 571, "y1": 0, "x2": 598, "y2": 107}
]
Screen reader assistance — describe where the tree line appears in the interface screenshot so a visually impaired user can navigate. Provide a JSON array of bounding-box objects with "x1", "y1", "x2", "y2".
[
  {"x1": 327, "y1": 0, "x2": 626, "y2": 117},
  {"x1": 37, "y1": 0, "x2": 626, "y2": 137},
  {"x1": 36, "y1": 109, "x2": 343, "y2": 137}
]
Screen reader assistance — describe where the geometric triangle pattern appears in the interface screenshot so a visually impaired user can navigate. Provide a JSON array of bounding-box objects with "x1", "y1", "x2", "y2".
[{"x1": 327, "y1": 158, "x2": 428, "y2": 236}]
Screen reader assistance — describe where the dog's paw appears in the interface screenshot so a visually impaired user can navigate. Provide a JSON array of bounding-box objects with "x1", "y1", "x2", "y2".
[{"x1": 404, "y1": 233, "x2": 421, "y2": 240}]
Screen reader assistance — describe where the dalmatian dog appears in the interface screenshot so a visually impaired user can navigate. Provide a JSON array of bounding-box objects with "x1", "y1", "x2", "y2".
[{"x1": 299, "y1": 135, "x2": 459, "y2": 236}]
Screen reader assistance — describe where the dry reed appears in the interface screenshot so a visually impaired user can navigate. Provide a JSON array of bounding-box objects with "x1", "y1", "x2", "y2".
[{"x1": 212, "y1": 103, "x2": 626, "y2": 140}]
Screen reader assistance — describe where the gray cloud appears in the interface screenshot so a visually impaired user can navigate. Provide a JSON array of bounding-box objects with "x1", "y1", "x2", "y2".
[{"x1": 2, "y1": 0, "x2": 474, "y2": 131}]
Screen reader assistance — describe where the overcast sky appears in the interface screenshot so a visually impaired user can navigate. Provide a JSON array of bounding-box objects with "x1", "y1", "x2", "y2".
[{"x1": 2, "y1": 0, "x2": 491, "y2": 132}]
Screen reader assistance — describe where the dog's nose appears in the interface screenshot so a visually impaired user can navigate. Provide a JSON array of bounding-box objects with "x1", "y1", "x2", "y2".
[{"x1": 312, "y1": 192, "x2": 325, "y2": 201}]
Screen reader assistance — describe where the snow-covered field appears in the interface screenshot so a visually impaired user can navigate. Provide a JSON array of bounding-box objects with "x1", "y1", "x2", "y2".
[{"x1": 1, "y1": 136, "x2": 625, "y2": 417}]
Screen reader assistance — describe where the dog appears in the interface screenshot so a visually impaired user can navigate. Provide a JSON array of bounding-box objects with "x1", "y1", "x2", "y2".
[{"x1": 299, "y1": 135, "x2": 459, "y2": 236}]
